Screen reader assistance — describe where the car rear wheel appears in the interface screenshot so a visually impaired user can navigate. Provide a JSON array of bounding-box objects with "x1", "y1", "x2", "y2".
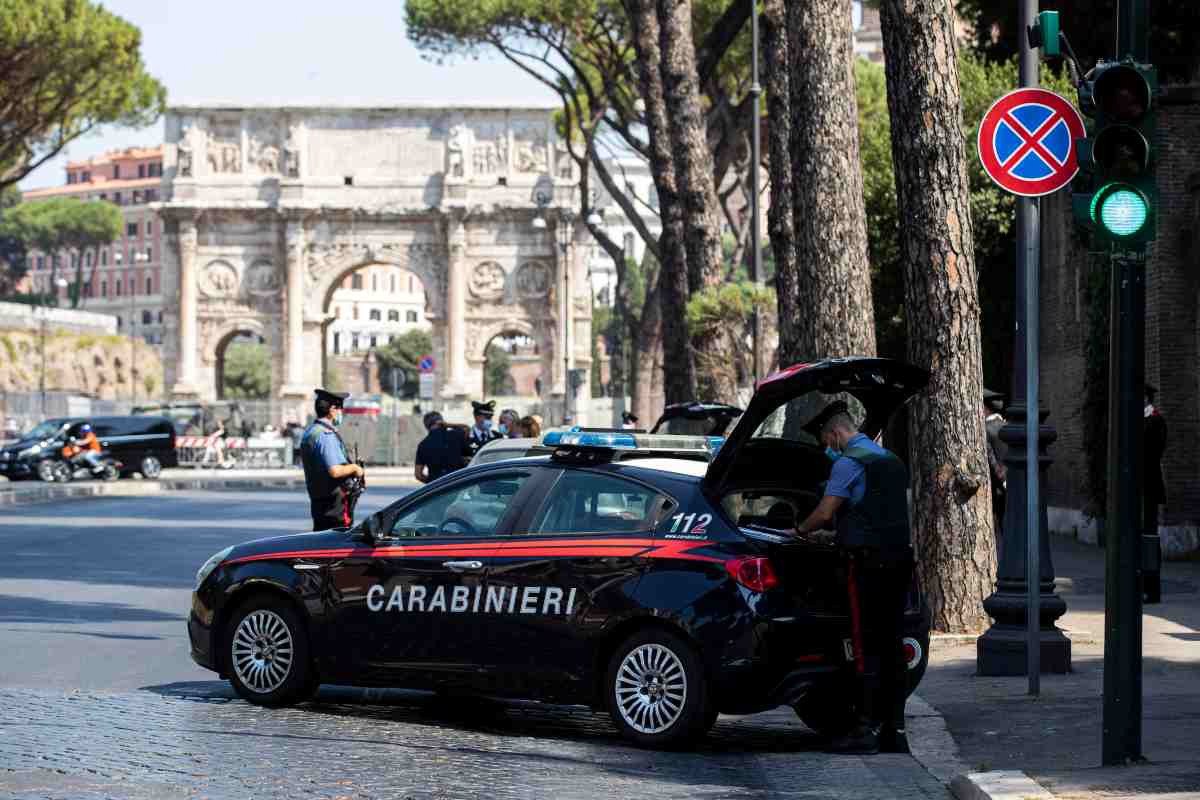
[
  {"x1": 140, "y1": 455, "x2": 162, "y2": 479},
  {"x1": 605, "y1": 629, "x2": 710, "y2": 749},
  {"x1": 226, "y1": 595, "x2": 313, "y2": 707},
  {"x1": 36, "y1": 460, "x2": 56, "y2": 482},
  {"x1": 793, "y1": 688, "x2": 856, "y2": 738}
]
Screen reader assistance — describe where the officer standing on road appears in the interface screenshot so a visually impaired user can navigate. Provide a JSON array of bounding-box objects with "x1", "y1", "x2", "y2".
[
  {"x1": 414, "y1": 411, "x2": 468, "y2": 484},
  {"x1": 793, "y1": 401, "x2": 915, "y2": 755},
  {"x1": 466, "y1": 400, "x2": 502, "y2": 458},
  {"x1": 300, "y1": 389, "x2": 365, "y2": 531}
]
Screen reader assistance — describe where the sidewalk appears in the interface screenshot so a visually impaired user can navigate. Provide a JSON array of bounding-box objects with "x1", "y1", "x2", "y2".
[{"x1": 920, "y1": 534, "x2": 1200, "y2": 799}]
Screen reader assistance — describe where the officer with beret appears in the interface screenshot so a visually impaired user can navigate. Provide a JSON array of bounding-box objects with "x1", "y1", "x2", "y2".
[
  {"x1": 300, "y1": 389, "x2": 366, "y2": 531},
  {"x1": 793, "y1": 400, "x2": 914, "y2": 755},
  {"x1": 466, "y1": 399, "x2": 503, "y2": 458}
]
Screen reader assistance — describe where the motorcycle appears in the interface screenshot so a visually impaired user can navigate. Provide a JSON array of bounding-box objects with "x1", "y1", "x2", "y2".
[{"x1": 47, "y1": 448, "x2": 122, "y2": 483}]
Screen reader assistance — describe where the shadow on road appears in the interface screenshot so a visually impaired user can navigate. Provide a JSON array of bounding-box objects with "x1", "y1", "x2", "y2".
[
  {"x1": 0, "y1": 594, "x2": 186, "y2": 624},
  {"x1": 142, "y1": 680, "x2": 825, "y2": 755}
]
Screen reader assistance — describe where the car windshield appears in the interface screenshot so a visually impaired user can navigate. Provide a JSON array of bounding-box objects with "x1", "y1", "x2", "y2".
[
  {"x1": 751, "y1": 391, "x2": 867, "y2": 447},
  {"x1": 23, "y1": 421, "x2": 67, "y2": 441}
]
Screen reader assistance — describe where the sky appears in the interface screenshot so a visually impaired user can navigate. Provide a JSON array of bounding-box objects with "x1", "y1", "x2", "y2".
[{"x1": 19, "y1": 0, "x2": 556, "y2": 190}]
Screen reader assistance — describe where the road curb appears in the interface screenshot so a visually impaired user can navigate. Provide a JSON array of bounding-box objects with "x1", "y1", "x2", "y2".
[
  {"x1": 0, "y1": 476, "x2": 420, "y2": 507},
  {"x1": 949, "y1": 770, "x2": 1054, "y2": 800},
  {"x1": 907, "y1": 693, "x2": 971, "y2": 785}
]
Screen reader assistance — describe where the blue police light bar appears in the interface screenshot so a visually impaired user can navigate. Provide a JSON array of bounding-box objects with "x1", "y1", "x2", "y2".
[{"x1": 541, "y1": 427, "x2": 721, "y2": 454}]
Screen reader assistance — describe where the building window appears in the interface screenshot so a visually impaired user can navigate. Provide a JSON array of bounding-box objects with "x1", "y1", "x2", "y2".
[
  {"x1": 70, "y1": 253, "x2": 77, "y2": 267},
  {"x1": 409, "y1": 275, "x2": 414, "y2": 293},
  {"x1": 390, "y1": 275, "x2": 396, "y2": 293},
  {"x1": 146, "y1": 277, "x2": 152, "y2": 294},
  {"x1": 100, "y1": 250, "x2": 107, "y2": 266},
  {"x1": 116, "y1": 316, "x2": 122, "y2": 330},
  {"x1": 81, "y1": 171, "x2": 90, "y2": 182},
  {"x1": 371, "y1": 274, "x2": 378, "y2": 293},
  {"x1": 115, "y1": 280, "x2": 121, "y2": 296},
  {"x1": 67, "y1": 172, "x2": 76, "y2": 184},
  {"x1": 113, "y1": 165, "x2": 120, "y2": 179},
  {"x1": 138, "y1": 164, "x2": 146, "y2": 178},
  {"x1": 406, "y1": 310, "x2": 418, "y2": 323},
  {"x1": 352, "y1": 335, "x2": 360, "y2": 352},
  {"x1": 129, "y1": 278, "x2": 135, "y2": 295},
  {"x1": 142, "y1": 310, "x2": 152, "y2": 325},
  {"x1": 85, "y1": 251, "x2": 93, "y2": 267},
  {"x1": 351, "y1": 273, "x2": 363, "y2": 290},
  {"x1": 37, "y1": 256, "x2": 44, "y2": 270},
  {"x1": 333, "y1": 332, "x2": 341, "y2": 354},
  {"x1": 126, "y1": 222, "x2": 137, "y2": 236},
  {"x1": 145, "y1": 220, "x2": 153, "y2": 236},
  {"x1": 369, "y1": 309, "x2": 381, "y2": 321},
  {"x1": 352, "y1": 305, "x2": 359, "y2": 320},
  {"x1": 132, "y1": 190, "x2": 142, "y2": 204},
  {"x1": 387, "y1": 309, "x2": 400, "y2": 322},
  {"x1": 145, "y1": 246, "x2": 152, "y2": 261},
  {"x1": 145, "y1": 188, "x2": 158, "y2": 202},
  {"x1": 157, "y1": 311, "x2": 162, "y2": 323},
  {"x1": 113, "y1": 192, "x2": 122, "y2": 205},
  {"x1": 101, "y1": 281, "x2": 107, "y2": 297}
]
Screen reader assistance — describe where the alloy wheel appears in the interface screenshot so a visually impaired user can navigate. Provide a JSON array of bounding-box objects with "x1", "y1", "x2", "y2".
[
  {"x1": 614, "y1": 643, "x2": 688, "y2": 734},
  {"x1": 231, "y1": 609, "x2": 295, "y2": 694}
]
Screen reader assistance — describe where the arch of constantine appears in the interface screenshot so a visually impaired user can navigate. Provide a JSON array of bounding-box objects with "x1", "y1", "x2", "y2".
[{"x1": 158, "y1": 105, "x2": 592, "y2": 421}]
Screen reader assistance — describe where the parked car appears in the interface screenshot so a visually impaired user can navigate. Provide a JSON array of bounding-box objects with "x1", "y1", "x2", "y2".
[
  {"x1": 649, "y1": 402, "x2": 743, "y2": 436},
  {"x1": 0, "y1": 415, "x2": 177, "y2": 480}
]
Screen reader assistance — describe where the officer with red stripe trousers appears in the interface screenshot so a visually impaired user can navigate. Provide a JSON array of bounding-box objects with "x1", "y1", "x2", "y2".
[
  {"x1": 300, "y1": 389, "x2": 366, "y2": 531},
  {"x1": 793, "y1": 401, "x2": 915, "y2": 755}
]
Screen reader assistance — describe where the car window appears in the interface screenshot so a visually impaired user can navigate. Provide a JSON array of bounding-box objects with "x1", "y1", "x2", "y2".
[
  {"x1": 527, "y1": 472, "x2": 674, "y2": 535},
  {"x1": 473, "y1": 447, "x2": 530, "y2": 465},
  {"x1": 752, "y1": 391, "x2": 867, "y2": 447},
  {"x1": 390, "y1": 472, "x2": 530, "y2": 538}
]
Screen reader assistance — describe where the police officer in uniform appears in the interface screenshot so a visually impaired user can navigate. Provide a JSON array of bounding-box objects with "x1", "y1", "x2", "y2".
[
  {"x1": 466, "y1": 399, "x2": 502, "y2": 458},
  {"x1": 414, "y1": 411, "x2": 469, "y2": 484},
  {"x1": 300, "y1": 389, "x2": 366, "y2": 531},
  {"x1": 793, "y1": 401, "x2": 915, "y2": 755}
]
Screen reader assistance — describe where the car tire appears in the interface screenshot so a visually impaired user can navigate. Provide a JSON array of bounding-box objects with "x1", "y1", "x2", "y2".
[
  {"x1": 36, "y1": 460, "x2": 56, "y2": 482},
  {"x1": 225, "y1": 594, "x2": 313, "y2": 708},
  {"x1": 793, "y1": 686, "x2": 857, "y2": 738},
  {"x1": 605, "y1": 628, "x2": 710, "y2": 749},
  {"x1": 140, "y1": 455, "x2": 162, "y2": 479}
]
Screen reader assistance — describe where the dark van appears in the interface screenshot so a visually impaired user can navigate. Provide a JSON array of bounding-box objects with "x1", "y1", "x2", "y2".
[{"x1": 0, "y1": 416, "x2": 177, "y2": 481}]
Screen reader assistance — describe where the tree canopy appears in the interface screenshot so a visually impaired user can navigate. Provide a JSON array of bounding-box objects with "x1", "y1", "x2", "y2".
[
  {"x1": 221, "y1": 340, "x2": 271, "y2": 399},
  {"x1": 0, "y1": 0, "x2": 166, "y2": 191}
]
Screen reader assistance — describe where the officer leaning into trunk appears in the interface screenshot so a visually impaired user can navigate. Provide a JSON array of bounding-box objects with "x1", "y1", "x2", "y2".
[{"x1": 793, "y1": 401, "x2": 915, "y2": 755}]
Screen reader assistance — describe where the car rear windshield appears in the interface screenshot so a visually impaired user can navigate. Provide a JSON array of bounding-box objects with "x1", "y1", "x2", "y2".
[{"x1": 751, "y1": 391, "x2": 867, "y2": 447}]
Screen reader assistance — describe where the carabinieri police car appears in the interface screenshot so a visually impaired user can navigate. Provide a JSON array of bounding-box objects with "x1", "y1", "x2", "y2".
[{"x1": 189, "y1": 357, "x2": 931, "y2": 748}]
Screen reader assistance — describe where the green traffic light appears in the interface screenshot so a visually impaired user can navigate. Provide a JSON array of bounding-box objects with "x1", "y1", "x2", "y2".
[{"x1": 1090, "y1": 184, "x2": 1149, "y2": 237}]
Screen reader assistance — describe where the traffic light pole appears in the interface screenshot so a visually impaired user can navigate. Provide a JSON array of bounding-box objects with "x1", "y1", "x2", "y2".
[{"x1": 1101, "y1": 0, "x2": 1150, "y2": 767}]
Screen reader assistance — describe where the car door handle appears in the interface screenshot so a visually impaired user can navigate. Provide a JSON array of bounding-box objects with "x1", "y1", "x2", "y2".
[{"x1": 442, "y1": 560, "x2": 485, "y2": 572}]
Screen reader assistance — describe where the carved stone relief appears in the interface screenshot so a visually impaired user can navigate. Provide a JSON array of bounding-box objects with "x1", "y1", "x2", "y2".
[
  {"x1": 249, "y1": 141, "x2": 280, "y2": 174},
  {"x1": 283, "y1": 127, "x2": 300, "y2": 178},
  {"x1": 446, "y1": 123, "x2": 473, "y2": 179},
  {"x1": 199, "y1": 260, "x2": 239, "y2": 297},
  {"x1": 468, "y1": 261, "x2": 506, "y2": 301},
  {"x1": 514, "y1": 261, "x2": 552, "y2": 298},
  {"x1": 178, "y1": 123, "x2": 203, "y2": 178},
  {"x1": 515, "y1": 140, "x2": 548, "y2": 174},
  {"x1": 207, "y1": 142, "x2": 241, "y2": 174},
  {"x1": 244, "y1": 260, "x2": 281, "y2": 296}
]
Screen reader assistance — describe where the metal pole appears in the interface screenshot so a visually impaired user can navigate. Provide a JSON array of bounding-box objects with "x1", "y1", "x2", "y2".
[
  {"x1": 391, "y1": 366, "x2": 399, "y2": 467},
  {"x1": 39, "y1": 302, "x2": 46, "y2": 418},
  {"x1": 1019, "y1": 0, "x2": 1041, "y2": 696},
  {"x1": 749, "y1": 0, "x2": 763, "y2": 384},
  {"x1": 1101, "y1": 0, "x2": 1150, "y2": 765},
  {"x1": 130, "y1": 255, "x2": 137, "y2": 406}
]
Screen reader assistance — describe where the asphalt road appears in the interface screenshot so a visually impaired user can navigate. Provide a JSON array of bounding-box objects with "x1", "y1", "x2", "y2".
[{"x1": 0, "y1": 489, "x2": 949, "y2": 799}]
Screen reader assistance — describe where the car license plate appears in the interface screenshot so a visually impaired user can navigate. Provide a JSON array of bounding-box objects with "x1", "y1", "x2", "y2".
[{"x1": 842, "y1": 638, "x2": 855, "y2": 662}]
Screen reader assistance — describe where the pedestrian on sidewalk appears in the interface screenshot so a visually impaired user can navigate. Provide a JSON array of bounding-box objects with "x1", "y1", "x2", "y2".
[
  {"x1": 1144, "y1": 383, "x2": 1167, "y2": 604},
  {"x1": 792, "y1": 402, "x2": 915, "y2": 755},
  {"x1": 983, "y1": 389, "x2": 1007, "y2": 556}
]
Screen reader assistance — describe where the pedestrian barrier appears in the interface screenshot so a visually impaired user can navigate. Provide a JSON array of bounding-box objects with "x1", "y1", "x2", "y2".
[{"x1": 175, "y1": 435, "x2": 290, "y2": 469}]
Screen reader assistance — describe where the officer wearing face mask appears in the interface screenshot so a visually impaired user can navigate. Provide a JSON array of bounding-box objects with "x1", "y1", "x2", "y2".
[
  {"x1": 793, "y1": 400, "x2": 914, "y2": 756},
  {"x1": 300, "y1": 389, "x2": 365, "y2": 531},
  {"x1": 466, "y1": 399, "x2": 503, "y2": 457}
]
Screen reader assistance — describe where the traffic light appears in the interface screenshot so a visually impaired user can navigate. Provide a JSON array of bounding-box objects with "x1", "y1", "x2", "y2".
[{"x1": 1074, "y1": 59, "x2": 1157, "y2": 245}]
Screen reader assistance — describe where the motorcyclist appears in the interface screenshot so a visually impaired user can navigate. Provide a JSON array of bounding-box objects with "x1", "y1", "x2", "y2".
[{"x1": 62, "y1": 423, "x2": 104, "y2": 475}]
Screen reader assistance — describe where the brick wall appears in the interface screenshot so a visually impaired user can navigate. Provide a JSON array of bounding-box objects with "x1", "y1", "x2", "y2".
[{"x1": 1041, "y1": 90, "x2": 1200, "y2": 525}]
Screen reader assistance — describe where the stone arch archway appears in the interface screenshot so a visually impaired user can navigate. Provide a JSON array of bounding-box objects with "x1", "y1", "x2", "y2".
[
  {"x1": 467, "y1": 318, "x2": 551, "y2": 399},
  {"x1": 204, "y1": 318, "x2": 272, "y2": 400}
]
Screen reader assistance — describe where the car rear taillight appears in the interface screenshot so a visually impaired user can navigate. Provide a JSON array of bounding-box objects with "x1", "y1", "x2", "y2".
[{"x1": 725, "y1": 557, "x2": 779, "y2": 593}]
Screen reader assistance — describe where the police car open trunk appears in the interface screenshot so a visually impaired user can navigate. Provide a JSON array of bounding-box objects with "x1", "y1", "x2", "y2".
[{"x1": 702, "y1": 358, "x2": 930, "y2": 614}]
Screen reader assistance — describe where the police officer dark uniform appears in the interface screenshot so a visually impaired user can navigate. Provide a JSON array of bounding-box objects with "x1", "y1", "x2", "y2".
[
  {"x1": 465, "y1": 399, "x2": 502, "y2": 458},
  {"x1": 794, "y1": 401, "x2": 914, "y2": 755},
  {"x1": 300, "y1": 389, "x2": 366, "y2": 531},
  {"x1": 414, "y1": 411, "x2": 468, "y2": 484}
]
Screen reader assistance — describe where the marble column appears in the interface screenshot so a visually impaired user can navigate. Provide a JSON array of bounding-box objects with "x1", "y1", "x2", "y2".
[
  {"x1": 444, "y1": 216, "x2": 468, "y2": 397},
  {"x1": 281, "y1": 217, "x2": 308, "y2": 397},
  {"x1": 172, "y1": 217, "x2": 199, "y2": 397}
]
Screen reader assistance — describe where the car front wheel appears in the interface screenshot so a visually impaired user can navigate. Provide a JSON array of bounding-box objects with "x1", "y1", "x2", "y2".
[
  {"x1": 140, "y1": 455, "x2": 162, "y2": 479},
  {"x1": 605, "y1": 629, "x2": 710, "y2": 749},
  {"x1": 226, "y1": 595, "x2": 313, "y2": 707}
]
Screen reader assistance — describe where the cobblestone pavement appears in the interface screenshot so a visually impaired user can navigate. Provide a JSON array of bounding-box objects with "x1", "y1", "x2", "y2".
[{"x1": 0, "y1": 683, "x2": 950, "y2": 800}]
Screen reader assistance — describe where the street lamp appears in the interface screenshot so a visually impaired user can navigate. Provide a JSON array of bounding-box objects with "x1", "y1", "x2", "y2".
[
  {"x1": 557, "y1": 209, "x2": 576, "y2": 424},
  {"x1": 40, "y1": 275, "x2": 70, "y2": 416},
  {"x1": 532, "y1": 188, "x2": 550, "y2": 229}
]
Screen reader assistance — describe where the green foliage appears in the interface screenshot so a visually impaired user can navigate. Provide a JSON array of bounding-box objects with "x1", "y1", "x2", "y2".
[
  {"x1": 0, "y1": 0, "x2": 167, "y2": 190},
  {"x1": 856, "y1": 54, "x2": 1074, "y2": 389},
  {"x1": 74, "y1": 334, "x2": 96, "y2": 350},
  {"x1": 376, "y1": 329, "x2": 435, "y2": 396},
  {"x1": 221, "y1": 341, "x2": 271, "y2": 399},
  {"x1": 0, "y1": 334, "x2": 13, "y2": 362},
  {"x1": 142, "y1": 372, "x2": 157, "y2": 396},
  {"x1": 685, "y1": 280, "x2": 775, "y2": 336},
  {"x1": 483, "y1": 343, "x2": 515, "y2": 396}
]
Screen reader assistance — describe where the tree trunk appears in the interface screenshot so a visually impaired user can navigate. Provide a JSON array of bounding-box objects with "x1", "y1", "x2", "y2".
[
  {"x1": 879, "y1": 0, "x2": 995, "y2": 633},
  {"x1": 632, "y1": 280, "x2": 663, "y2": 426},
  {"x1": 762, "y1": 0, "x2": 795, "y2": 370},
  {"x1": 656, "y1": 0, "x2": 734, "y2": 401},
  {"x1": 624, "y1": 0, "x2": 695, "y2": 405},
  {"x1": 783, "y1": 0, "x2": 876, "y2": 362}
]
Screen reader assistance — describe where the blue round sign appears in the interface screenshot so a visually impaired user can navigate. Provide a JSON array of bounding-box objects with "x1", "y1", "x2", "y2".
[{"x1": 418, "y1": 355, "x2": 436, "y2": 373}]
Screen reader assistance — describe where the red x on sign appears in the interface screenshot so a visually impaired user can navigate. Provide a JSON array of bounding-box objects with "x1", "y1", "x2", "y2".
[{"x1": 977, "y1": 88, "x2": 1086, "y2": 197}]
